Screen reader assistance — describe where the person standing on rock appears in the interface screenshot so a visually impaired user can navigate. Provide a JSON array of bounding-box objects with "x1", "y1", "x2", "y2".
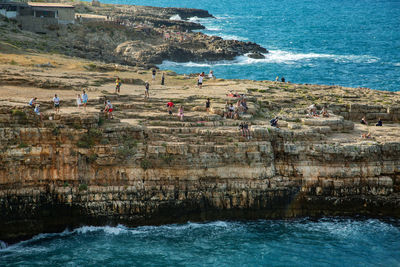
[
  {"x1": 103, "y1": 100, "x2": 114, "y2": 119},
  {"x1": 167, "y1": 101, "x2": 174, "y2": 115},
  {"x1": 197, "y1": 72, "x2": 205, "y2": 89},
  {"x1": 152, "y1": 69, "x2": 156, "y2": 81},
  {"x1": 29, "y1": 97, "x2": 37, "y2": 108},
  {"x1": 144, "y1": 81, "x2": 150, "y2": 99},
  {"x1": 178, "y1": 105, "x2": 184, "y2": 121},
  {"x1": 115, "y1": 77, "x2": 122, "y2": 93},
  {"x1": 161, "y1": 73, "x2": 165, "y2": 85},
  {"x1": 76, "y1": 94, "x2": 82, "y2": 109},
  {"x1": 82, "y1": 90, "x2": 88, "y2": 111},
  {"x1": 53, "y1": 94, "x2": 60, "y2": 114},
  {"x1": 206, "y1": 98, "x2": 211, "y2": 113},
  {"x1": 208, "y1": 70, "x2": 214, "y2": 79},
  {"x1": 34, "y1": 104, "x2": 43, "y2": 121}
]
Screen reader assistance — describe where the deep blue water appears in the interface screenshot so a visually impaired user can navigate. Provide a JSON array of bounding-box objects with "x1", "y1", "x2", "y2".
[
  {"x1": 1, "y1": 219, "x2": 400, "y2": 266},
  {"x1": 102, "y1": 0, "x2": 400, "y2": 91}
]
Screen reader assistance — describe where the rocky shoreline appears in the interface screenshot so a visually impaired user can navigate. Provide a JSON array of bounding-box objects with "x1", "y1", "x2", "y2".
[
  {"x1": 0, "y1": 1, "x2": 267, "y2": 68},
  {"x1": 0, "y1": 59, "x2": 399, "y2": 243}
]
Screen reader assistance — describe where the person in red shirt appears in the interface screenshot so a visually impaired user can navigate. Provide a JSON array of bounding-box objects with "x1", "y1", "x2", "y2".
[{"x1": 167, "y1": 101, "x2": 174, "y2": 115}]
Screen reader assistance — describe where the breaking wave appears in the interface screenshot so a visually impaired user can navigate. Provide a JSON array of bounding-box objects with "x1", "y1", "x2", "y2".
[
  {"x1": 159, "y1": 50, "x2": 380, "y2": 69},
  {"x1": 169, "y1": 14, "x2": 182, "y2": 21}
]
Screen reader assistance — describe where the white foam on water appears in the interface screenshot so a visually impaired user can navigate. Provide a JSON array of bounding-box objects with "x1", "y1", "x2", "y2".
[
  {"x1": 187, "y1": 16, "x2": 201, "y2": 22},
  {"x1": 218, "y1": 34, "x2": 249, "y2": 41},
  {"x1": 239, "y1": 50, "x2": 380, "y2": 65},
  {"x1": 75, "y1": 225, "x2": 128, "y2": 235},
  {"x1": 169, "y1": 14, "x2": 182, "y2": 21},
  {"x1": 0, "y1": 240, "x2": 7, "y2": 249},
  {"x1": 159, "y1": 50, "x2": 380, "y2": 69},
  {"x1": 206, "y1": 26, "x2": 222, "y2": 31},
  {"x1": 393, "y1": 63, "x2": 400, "y2": 67}
]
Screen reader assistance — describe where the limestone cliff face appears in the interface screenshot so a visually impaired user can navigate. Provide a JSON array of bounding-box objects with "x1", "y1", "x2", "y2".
[{"x1": 0, "y1": 102, "x2": 399, "y2": 243}]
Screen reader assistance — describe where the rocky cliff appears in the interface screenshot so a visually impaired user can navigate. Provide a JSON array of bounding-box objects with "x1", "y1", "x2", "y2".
[{"x1": 1, "y1": 88, "x2": 399, "y2": 243}]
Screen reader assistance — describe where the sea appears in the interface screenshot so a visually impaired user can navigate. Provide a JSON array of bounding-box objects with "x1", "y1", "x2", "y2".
[
  {"x1": 1, "y1": 0, "x2": 400, "y2": 265},
  {"x1": 112, "y1": 0, "x2": 400, "y2": 91},
  {"x1": 1, "y1": 219, "x2": 400, "y2": 266}
]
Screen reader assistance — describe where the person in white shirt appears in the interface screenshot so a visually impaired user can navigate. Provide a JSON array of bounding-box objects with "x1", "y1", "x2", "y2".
[
  {"x1": 76, "y1": 94, "x2": 82, "y2": 108},
  {"x1": 103, "y1": 100, "x2": 114, "y2": 119},
  {"x1": 29, "y1": 97, "x2": 37, "y2": 108},
  {"x1": 82, "y1": 90, "x2": 88, "y2": 111},
  {"x1": 197, "y1": 72, "x2": 205, "y2": 89},
  {"x1": 34, "y1": 104, "x2": 43, "y2": 121},
  {"x1": 53, "y1": 94, "x2": 60, "y2": 114}
]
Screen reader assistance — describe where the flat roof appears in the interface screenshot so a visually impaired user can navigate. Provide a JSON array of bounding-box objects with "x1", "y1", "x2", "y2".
[{"x1": 27, "y1": 2, "x2": 74, "y2": 8}]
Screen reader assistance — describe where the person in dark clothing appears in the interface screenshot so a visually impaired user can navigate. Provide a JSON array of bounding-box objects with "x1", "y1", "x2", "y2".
[
  {"x1": 281, "y1": 77, "x2": 285, "y2": 83},
  {"x1": 161, "y1": 73, "x2": 165, "y2": 85},
  {"x1": 270, "y1": 117, "x2": 279, "y2": 128},
  {"x1": 206, "y1": 98, "x2": 211, "y2": 112},
  {"x1": 360, "y1": 116, "x2": 368, "y2": 125},
  {"x1": 376, "y1": 118, "x2": 383, "y2": 126}
]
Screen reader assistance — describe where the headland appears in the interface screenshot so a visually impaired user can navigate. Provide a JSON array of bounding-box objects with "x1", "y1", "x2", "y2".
[{"x1": 0, "y1": 1, "x2": 399, "y2": 244}]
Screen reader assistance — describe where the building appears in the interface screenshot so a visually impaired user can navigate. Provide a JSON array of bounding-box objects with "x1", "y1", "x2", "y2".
[
  {"x1": 0, "y1": 1, "x2": 75, "y2": 33},
  {"x1": 0, "y1": 1, "x2": 25, "y2": 19},
  {"x1": 26, "y1": 2, "x2": 75, "y2": 25}
]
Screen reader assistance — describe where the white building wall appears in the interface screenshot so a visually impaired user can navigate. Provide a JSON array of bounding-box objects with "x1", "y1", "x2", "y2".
[{"x1": 0, "y1": 9, "x2": 17, "y2": 18}]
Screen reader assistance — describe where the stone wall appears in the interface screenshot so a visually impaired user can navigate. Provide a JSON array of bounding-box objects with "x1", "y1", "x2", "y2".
[{"x1": 329, "y1": 104, "x2": 400, "y2": 122}]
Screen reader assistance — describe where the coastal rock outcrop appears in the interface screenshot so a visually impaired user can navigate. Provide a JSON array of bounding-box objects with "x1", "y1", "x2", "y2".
[
  {"x1": 0, "y1": 94, "x2": 399, "y2": 244},
  {"x1": 115, "y1": 35, "x2": 268, "y2": 64},
  {"x1": 0, "y1": 3, "x2": 268, "y2": 68}
]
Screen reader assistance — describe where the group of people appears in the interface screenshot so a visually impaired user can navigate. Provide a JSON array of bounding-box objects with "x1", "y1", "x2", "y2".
[
  {"x1": 166, "y1": 101, "x2": 184, "y2": 121},
  {"x1": 275, "y1": 76, "x2": 286, "y2": 83},
  {"x1": 29, "y1": 90, "x2": 89, "y2": 121},
  {"x1": 162, "y1": 30, "x2": 190, "y2": 43},
  {"x1": 239, "y1": 121, "x2": 251, "y2": 139},
  {"x1": 223, "y1": 98, "x2": 248, "y2": 120},
  {"x1": 307, "y1": 104, "x2": 330, "y2": 118},
  {"x1": 197, "y1": 70, "x2": 215, "y2": 89},
  {"x1": 360, "y1": 116, "x2": 383, "y2": 127},
  {"x1": 165, "y1": 98, "x2": 213, "y2": 122},
  {"x1": 360, "y1": 116, "x2": 383, "y2": 139}
]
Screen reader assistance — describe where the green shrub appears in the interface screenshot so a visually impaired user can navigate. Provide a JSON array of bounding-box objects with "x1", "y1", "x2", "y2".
[
  {"x1": 77, "y1": 128, "x2": 103, "y2": 148},
  {"x1": 52, "y1": 127, "x2": 61, "y2": 136},
  {"x1": 79, "y1": 183, "x2": 88, "y2": 191},
  {"x1": 140, "y1": 159, "x2": 153, "y2": 170},
  {"x1": 18, "y1": 142, "x2": 28, "y2": 148},
  {"x1": 12, "y1": 109, "x2": 26, "y2": 119},
  {"x1": 87, "y1": 153, "x2": 98, "y2": 163},
  {"x1": 160, "y1": 154, "x2": 173, "y2": 165},
  {"x1": 100, "y1": 138, "x2": 110, "y2": 145},
  {"x1": 98, "y1": 117, "x2": 105, "y2": 126}
]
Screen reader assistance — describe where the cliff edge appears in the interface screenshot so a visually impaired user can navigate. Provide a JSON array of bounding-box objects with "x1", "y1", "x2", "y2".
[{"x1": 0, "y1": 54, "x2": 399, "y2": 243}]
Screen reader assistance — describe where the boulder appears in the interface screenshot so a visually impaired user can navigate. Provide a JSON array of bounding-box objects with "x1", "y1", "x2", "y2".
[{"x1": 248, "y1": 52, "x2": 265, "y2": 59}]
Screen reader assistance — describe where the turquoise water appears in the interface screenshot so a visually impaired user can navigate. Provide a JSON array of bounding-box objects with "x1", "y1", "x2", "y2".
[
  {"x1": 1, "y1": 219, "x2": 400, "y2": 266},
  {"x1": 103, "y1": 0, "x2": 400, "y2": 91}
]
